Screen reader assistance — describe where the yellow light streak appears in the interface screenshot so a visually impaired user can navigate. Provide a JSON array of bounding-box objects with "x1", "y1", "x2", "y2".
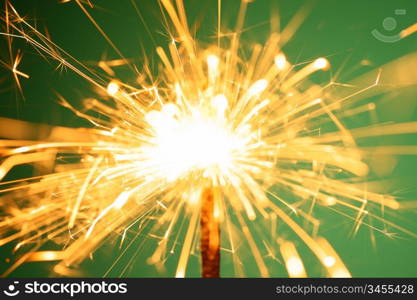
[{"x1": 0, "y1": 0, "x2": 415, "y2": 278}]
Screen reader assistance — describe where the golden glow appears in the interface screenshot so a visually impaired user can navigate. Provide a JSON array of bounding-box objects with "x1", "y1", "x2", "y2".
[
  {"x1": 143, "y1": 102, "x2": 251, "y2": 182},
  {"x1": 0, "y1": 0, "x2": 416, "y2": 278}
]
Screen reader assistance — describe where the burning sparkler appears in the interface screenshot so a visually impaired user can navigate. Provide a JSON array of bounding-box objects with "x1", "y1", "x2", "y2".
[{"x1": 0, "y1": 0, "x2": 417, "y2": 278}]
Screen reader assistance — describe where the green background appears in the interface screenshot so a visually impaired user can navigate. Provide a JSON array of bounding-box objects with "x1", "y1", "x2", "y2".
[{"x1": 0, "y1": 0, "x2": 416, "y2": 277}]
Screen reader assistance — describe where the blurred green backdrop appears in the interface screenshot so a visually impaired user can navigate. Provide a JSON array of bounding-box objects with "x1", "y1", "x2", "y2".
[{"x1": 0, "y1": 0, "x2": 416, "y2": 277}]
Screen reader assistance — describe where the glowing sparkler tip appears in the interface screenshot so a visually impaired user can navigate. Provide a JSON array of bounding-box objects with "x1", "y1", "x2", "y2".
[{"x1": 143, "y1": 103, "x2": 252, "y2": 183}]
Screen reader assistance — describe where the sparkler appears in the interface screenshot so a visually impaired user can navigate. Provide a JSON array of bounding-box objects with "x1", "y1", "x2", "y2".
[{"x1": 1, "y1": 0, "x2": 417, "y2": 278}]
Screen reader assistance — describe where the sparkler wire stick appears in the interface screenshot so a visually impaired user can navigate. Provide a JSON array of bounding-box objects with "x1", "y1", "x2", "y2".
[{"x1": 200, "y1": 187, "x2": 220, "y2": 278}]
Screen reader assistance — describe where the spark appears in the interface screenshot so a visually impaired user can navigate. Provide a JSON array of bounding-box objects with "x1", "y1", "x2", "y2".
[
  {"x1": 280, "y1": 240, "x2": 307, "y2": 278},
  {"x1": 400, "y1": 23, "x2": 417, "y2": 39},
  {"x1": 0, "y1": 0, "x2": 416, "y2": 278}
]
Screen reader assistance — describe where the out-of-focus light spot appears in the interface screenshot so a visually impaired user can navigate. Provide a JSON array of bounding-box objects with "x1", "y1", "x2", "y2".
[
  {"x1": 313, "y1": 57, "x2": 329, "y2": 70},
  {"x1": 332, "y1": 269, "x2": 351, "y2": 278},
  {"x1": 325, "y1": 196, "x2": 337, "y2": 206},
  {"x1": 248, "y1": 79, "x2": 268, "y2": 97},
  {"x1": 211, "y1": 94, "x2": 228, "y2": 114},
  {"x1": 274, "y1": 53, "x2": 287, "y2": 70},
  {"x1": 324, "y1": 256, "x2": 336, "y2": 267},
  {"x1": 207, "y1": 54, "x2": 220, "y2": 69},
  {"x1": 107, "y1": 81, "x2": 119, "y2": 96},
  {"x1": 287, "y1": 256, "x2": 305, "y2": 276}
]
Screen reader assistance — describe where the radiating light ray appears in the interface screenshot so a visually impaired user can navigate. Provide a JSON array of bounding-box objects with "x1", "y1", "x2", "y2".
[
  {"x1": 0, "y1": 0, "x2": 416, "y2": 278},
  {"x1": 400, "y1": 23, "x2": 417, "y2": 39},
  {"x1": 280, "y1": 240, "x2": 307, "y2": 278}
]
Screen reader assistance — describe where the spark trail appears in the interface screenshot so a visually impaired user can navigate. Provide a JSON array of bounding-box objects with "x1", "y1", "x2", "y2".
[{"x1": 0, "y1": 0, "x2": 416, "y2": 277}]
